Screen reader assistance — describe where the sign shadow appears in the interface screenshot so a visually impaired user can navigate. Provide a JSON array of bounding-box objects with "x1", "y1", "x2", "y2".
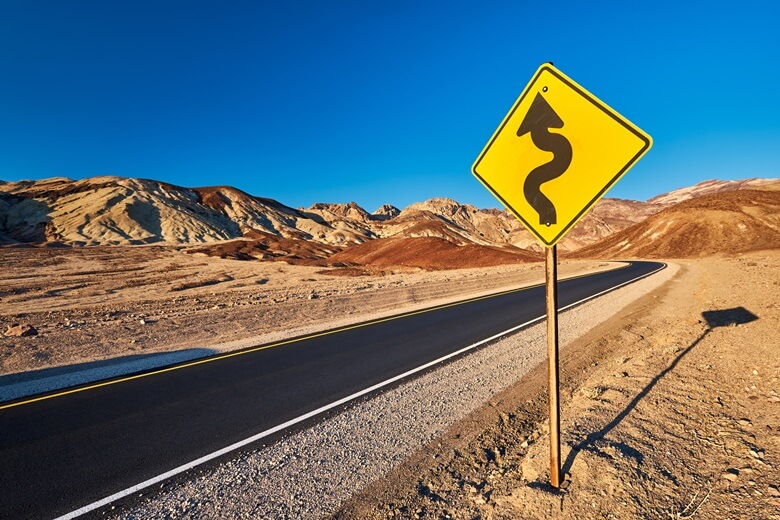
[{"x1": 560, "y1": 306, "x2": 758, "y2": 479}]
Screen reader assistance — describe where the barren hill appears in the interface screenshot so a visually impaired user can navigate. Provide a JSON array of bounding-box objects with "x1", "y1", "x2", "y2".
[
  {"x1": 372, "y1": 204, "x2": 401, "y2": 221},
  {"x1": 648, "y1": 178, "x2": 776, "y2": 205},
  {"x1": 2, "y1": 175, "x2": 776, "y2": 267},
  {"x1": 574, "y1": 186, "x2": 780, "y2": 258},
  {"x1": 0, "y1": 177, "x2": 656, "y2": 253},
  {"x1": 371, "y1": 197, "x2": 658, "y2": 252},
  {"x1": 0, "y1": 177, "x2": 371, "y2": 247}
]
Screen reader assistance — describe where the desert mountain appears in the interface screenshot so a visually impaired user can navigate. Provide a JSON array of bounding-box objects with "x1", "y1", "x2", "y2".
[
  {"x1": 648, "y1": 178, "x2": 776, "y2": 205},
  {"x1": 356, "y1": 197, "x2": 659, "y2": 253},
  {"x1": 573, "y1": 183, "x2": 780, "y2": 258},
  {"x1": 0, "y1": 177, "x2": 373, "y2": 247},
  {"x1": 0, "y1": 177, "x2": 656, "y2": 253},
  {"x1": 2, "y1": 175, "x2": 777, "y2": 266},
  {"x1": 372, "y1": 204, "x2": 401, "y2": 221}
]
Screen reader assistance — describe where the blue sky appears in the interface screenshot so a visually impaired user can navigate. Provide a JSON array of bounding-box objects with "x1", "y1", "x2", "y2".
[{"x1": 1, "y1": 1, "x2": 778, "y2": 212}]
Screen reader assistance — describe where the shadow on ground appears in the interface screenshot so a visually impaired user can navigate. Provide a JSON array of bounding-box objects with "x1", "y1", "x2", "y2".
[
  {"x1": 0, "y1": 348, "x2": 217, "y2": 403},
  {"x1": 560, "y1": 306, "x2": 758, "y2": 477}
]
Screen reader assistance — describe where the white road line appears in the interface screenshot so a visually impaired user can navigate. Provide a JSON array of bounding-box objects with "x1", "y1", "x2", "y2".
[{"x1": 55, "y1": 262, "x2": 665, "y2": 520}]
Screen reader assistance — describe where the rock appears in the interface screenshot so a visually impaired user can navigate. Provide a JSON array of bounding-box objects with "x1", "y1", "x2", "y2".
[
  {"x1": 5, "y1": 323, "x2": 38, "y2": 337},
  {"x1": 769, "y1": 484, "x2": 780, "y2": 497},
  {"x1": 721, "y1": 469, "x2": 739, "y2": 482},
  {"x1": 308, "y1": 293, "x2": 318, "y2": 300},
  {"x1": 583, "y1": 386, "x2": 605, "y2": 399},
  {"x1": 748, "y1": 448, "x2": 764, "y2": 459}
]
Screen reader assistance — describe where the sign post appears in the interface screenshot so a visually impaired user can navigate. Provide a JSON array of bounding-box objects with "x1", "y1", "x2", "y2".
[
  {"x1": 545, "y1": 244, "x2": 561, "y2": 487},
  {"x1": 471, "y1": 62, "x2": 652, "y2": 488}
]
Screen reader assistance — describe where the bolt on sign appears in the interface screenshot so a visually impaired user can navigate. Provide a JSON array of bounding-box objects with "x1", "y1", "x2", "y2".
[{"x1": 472, "y1": 63, "x2": 652, "y2": 246}]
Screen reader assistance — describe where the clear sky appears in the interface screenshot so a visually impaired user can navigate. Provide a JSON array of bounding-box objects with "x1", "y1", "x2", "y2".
[{"x1": 1, "y1": 1, "x2": 778, "y2": 212}]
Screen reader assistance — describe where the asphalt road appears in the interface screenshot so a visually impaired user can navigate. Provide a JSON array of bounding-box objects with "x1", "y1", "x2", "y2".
[{"x1": 0, "y1": 261, "x2": 664, "y2": 519}]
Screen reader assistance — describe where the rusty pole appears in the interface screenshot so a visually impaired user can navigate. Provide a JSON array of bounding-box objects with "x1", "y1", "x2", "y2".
[{"x1": 545, "y1": 244, "x2": 561, "y2": 488}]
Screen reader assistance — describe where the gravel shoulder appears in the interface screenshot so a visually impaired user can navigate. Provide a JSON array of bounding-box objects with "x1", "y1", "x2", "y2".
[{"x1": 109, "y1": 260, "x2": 677, "y2": 519}]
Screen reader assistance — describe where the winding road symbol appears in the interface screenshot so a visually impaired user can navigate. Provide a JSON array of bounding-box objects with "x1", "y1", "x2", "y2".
[
  {"x1": 517, "y1": 93, "x2": 572, "y2": 226},
  {"x1": 471, "y1": 63, "x2": 652, "y2": 247}
]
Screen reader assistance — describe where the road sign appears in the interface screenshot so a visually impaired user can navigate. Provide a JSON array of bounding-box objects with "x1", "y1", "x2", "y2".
[
  {"x1": 472, "y1": 63, "x2": 652, "y2": 246},
  {"x1": 471, "y1": 63, "x2": 652, "y2": 489}
]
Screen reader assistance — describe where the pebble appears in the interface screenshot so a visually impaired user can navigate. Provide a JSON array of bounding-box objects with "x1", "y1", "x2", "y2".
[
  {"x1": 462, "y1": 483, "x2": 477, "y2": 494},
  {"x1": 4, "y1": 323, "x2": 38, "y2": 337},
  {"x1": 721, "y1": 470, "x2": 739, "y2": 482}
]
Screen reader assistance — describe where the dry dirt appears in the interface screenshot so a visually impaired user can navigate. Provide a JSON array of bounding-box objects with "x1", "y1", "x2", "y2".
[
  {"x1": 328, "y1": 236, "x2": 541, "y2": 269},
  {"x1": 0, "y1": 245, "x2": 608, "y2": 377},
  {"x1": 334, "y1": 251, "x2": 780, "y2": 519},
  {"x1": 3, "y1": 245, "x2": 778, "y2": 519}
]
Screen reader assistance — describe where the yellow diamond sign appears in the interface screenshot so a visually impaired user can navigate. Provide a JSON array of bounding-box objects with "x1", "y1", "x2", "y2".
[{"x1": 472, "y1": 63, "x2": 652, "y2": 247}]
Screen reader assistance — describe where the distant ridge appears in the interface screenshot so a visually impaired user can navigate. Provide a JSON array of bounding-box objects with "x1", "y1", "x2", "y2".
[
  {"x1": 0, "y1": 175, "x2": 655, "y2": 250},
  {"x1": 648, "y1": 178, "x2": 776, "y2": 205},
  {"x1": 574, "y1": 184, "x2": 780, "y2": 258},
  {"x1": 2, "y1": 175, "x2": 777, "y2": 266}
]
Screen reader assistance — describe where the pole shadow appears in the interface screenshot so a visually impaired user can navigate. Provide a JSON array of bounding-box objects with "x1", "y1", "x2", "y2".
[{"x1": 560, "y1": 306, "x2": 758, "y2": 477}]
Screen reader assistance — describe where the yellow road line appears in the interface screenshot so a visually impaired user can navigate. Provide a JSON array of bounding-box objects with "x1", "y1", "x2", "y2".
[{"x1": 0, "y1": 262, "x2": 630, "y2": 412}]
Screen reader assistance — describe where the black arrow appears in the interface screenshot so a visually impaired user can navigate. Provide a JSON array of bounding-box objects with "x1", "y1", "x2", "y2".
[{"x1": 517, "y1": 92, "x2": 572, "y2": 226}]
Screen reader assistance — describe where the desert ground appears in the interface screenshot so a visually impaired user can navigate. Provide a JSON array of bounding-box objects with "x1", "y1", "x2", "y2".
[
  {"x1": 2, "y1": 246, "x2": 778, "y2": 519},
  {"x1": 335, "y1": 251, "x2": 780, "y2": 519},
  {"x1": 0, "y1": 245, "x2": 608, "y2": 378}
]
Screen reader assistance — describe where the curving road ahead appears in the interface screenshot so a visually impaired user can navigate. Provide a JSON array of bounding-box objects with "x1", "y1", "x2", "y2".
[{"x1": 0, "y1": 261, "x2": 664, "y2": 519}]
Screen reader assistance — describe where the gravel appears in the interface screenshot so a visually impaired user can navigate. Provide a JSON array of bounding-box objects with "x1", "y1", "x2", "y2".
[{"x1": 112, "y1": 263, "x2": 678, "y2": 519}]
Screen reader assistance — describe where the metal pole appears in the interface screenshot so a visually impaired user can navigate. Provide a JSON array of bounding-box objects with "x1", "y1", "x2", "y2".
[{"x1": 545, "y1": 244, "x2": 561, "y2": 488}]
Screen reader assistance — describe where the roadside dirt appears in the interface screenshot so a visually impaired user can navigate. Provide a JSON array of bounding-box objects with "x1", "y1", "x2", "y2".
[
  {"x1": 335, "y1": 252, "x2": 780, "y2": 519},
  {"x1": 0, "y1": 245, "x2": 608, "y2": 376}
]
